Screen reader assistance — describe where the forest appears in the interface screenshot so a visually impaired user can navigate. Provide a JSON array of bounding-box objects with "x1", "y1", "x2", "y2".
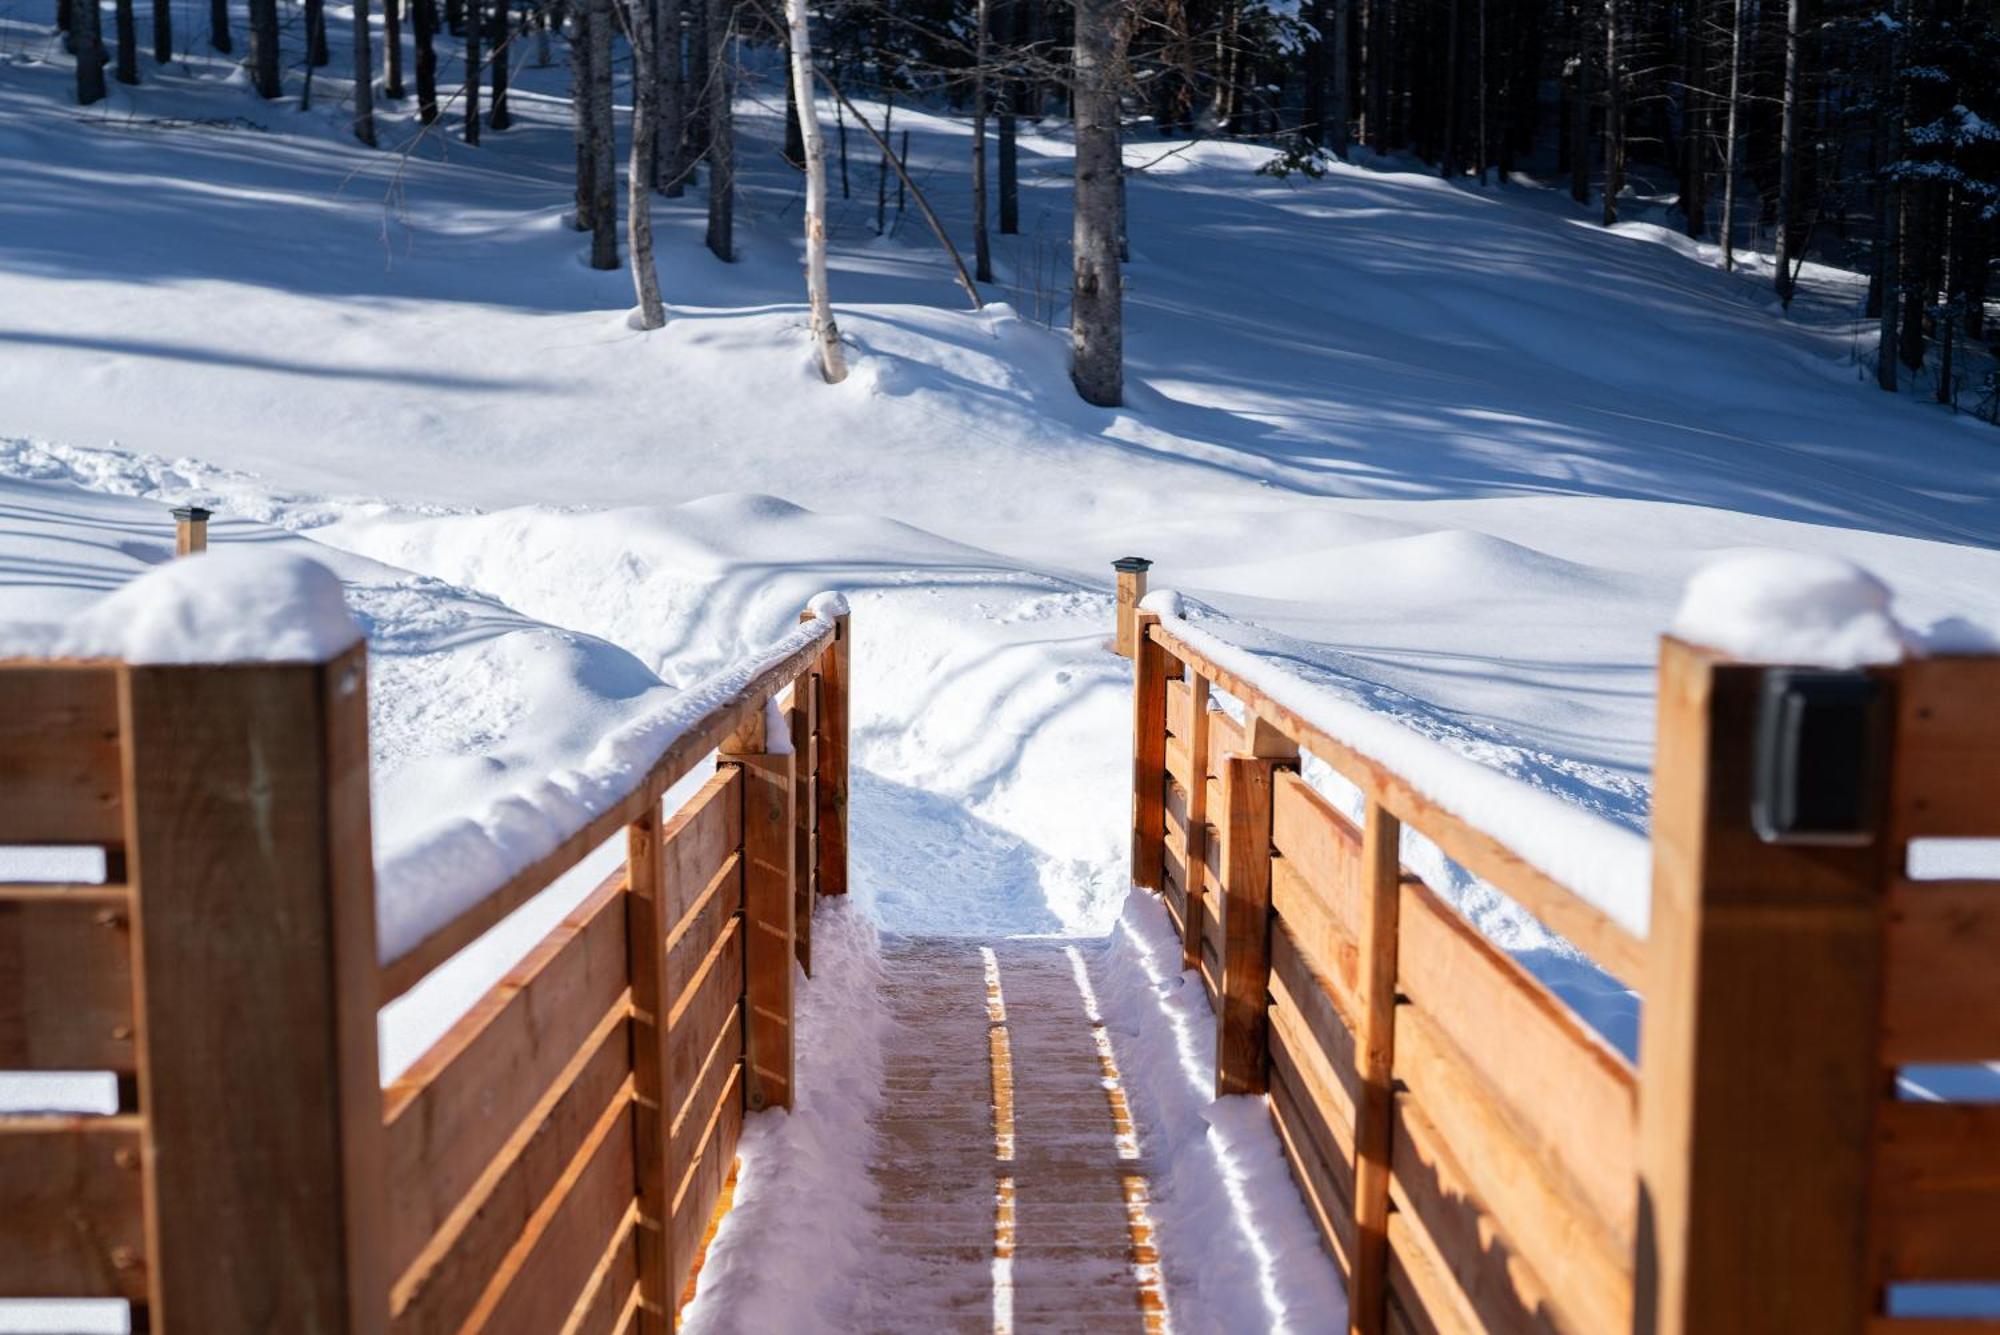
[{"x1": 39, "y1": 0, "x2": 2000, "y2": 414}]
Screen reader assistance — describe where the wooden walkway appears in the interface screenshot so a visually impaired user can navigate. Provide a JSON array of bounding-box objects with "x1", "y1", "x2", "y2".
[{"x1": 850, "y1": 938, "x2": 1170, "y2": 1334}]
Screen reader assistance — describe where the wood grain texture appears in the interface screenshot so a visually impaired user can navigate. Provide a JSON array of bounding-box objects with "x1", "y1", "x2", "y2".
[
  {"x1": 625, "y1": 803, "x2": 675, "y2": 1335},
  {"x1": 789, "y1": 677, "x2": 817, "y2": 975},
  {"x1": 1882, "y1": 879, "x2": 2000, "y2": 1063},
  {"x1": 0, "y1": 665, "x2": 123, "y2": 846},
  {"x1": 122, "y1": 647, "x2": 390, "y2": 1333},
  {"x1": 1271, "y1": 853, "x2": 1364, "y2": 1026},
  {"x1": 1269, "y1": 922, "x2": 1362, "y2": 1144},
  {"x1": 1874, "y1": 1100, "x2": 2000, "y2": 1281},
  {"x1": 722, "y1": 737, "x2": 793, "y2": 1112},
  {"x1": 661, "y1": 769, "x2": 742, "y2": 929},
  {"x1": 0, "y1": 896, "x2": 136, "y2": 1071},
  {"x1": 1894, "y1": 656, "x2": 2000, "y2": 837},
  {"x1": 1348, "y1": 799, "x2": 1403, "y2": 1335},
  {"x1": 1215, "y1": 754, "x2": 1278, "y2": 1097},
  {"x1": 814, "y1": 612, "x2": 851, "y2": 898},
  {"x1": 1131, "y1": 612, "x2": 1171, "y2": 893},
  {"x1": 0, "y1": 1114, "x2": 147, "y2": 1300}
]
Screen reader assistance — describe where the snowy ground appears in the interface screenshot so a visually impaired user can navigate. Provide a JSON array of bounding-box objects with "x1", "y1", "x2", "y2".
[{"x1": 4, "y1": 4, "x2": 2000, "y2": 1327}]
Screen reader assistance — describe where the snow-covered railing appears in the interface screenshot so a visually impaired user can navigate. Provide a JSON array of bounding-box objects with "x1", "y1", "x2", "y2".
[
  {"x1": 0, "y1": 554, "x2": 852, "y2": 1333},
  {"x1": 1113, "y1": 558, "x2": 2000, "y2": 1335}
]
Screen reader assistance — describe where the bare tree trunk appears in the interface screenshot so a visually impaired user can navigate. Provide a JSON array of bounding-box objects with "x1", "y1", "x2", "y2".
[
  {"x1": 307, "y1": 0, "x2": 327, "y2": 65},
  {"x1": 972, "y1": 0, "x2": 992, "y2": 283},
  {"x1": 383, "y1": 0, "x2": 404, "y2": 96},
  {"x1": 354, "y1": 0, "x2": 378, "y2": 144},
  {"x1": 1772, "y1": 0, "x2": 1801, "y2": 304},
  {"x1": 704, "y1": 0, "x2": 734, "y2": 260},
  {"x1": 209, "y1": 0, "x2": 230, "y2": 52},
  {"x1": 247, "y1": 0, "x2": 278, "y2": 96},
  {"x1": 1328, "y1": 0, "x2": 1350, "y2": 156},
  {"x1": 1475, "y1": 0, "x2": 1488, "y2": 183},
  {"x1": 1569, "y1": 0, "x2": 1589, "y2": 202},
  {"x1": 114, "y1": 0, "x2": 137, "y2": 82},
  {"x1": 151, "y1": 0, "x2": 169, "y2": 62},
  {"x1": 998, "y1": 83, "x2": 1018, "y2": 232},
  {"x1": 414, "y1": 0, "x2": 438, "y2": 119},
  {"x1": 75, "y1": 0, "x2": 107, "y2": 102},
  {"x1": 1599, "y1": 0, "x2": 1622, "y2": 224},
  {"x1": 1441, "y1": 0, "x2": 1458, "y2": 175},
  {"x1": 1071, "y1": 0, "x2": 1123, "y2": 406},
  {"x1": 589, "y1": 0, "x2": 619, "y2": 266},
  {"x1": 1719, "y1": 0, "x2": 1743, "y2": 267},
  {"x1": 659, "y1": 0, "x2": 687, "y2": 194},
  {"x1": 1876, "y1": 180, "x2": 1899, "y2": 389},
  {"x1": 628, "y1": 0, "x2": 666, "y2": 327},
  {"x1": 571, "y1": 5, "x2": 596, "y2": 229},
  {"x1": 785, "y1": 0, "x2": 845, "y2": 379},
  {"x1": 464, "y1": 0, "x2": 482, "y2": 143},
  {"x1": 1935, "y1": 188, "x2": 1954, "y2": 405},
  {"x1": 489, "y1": 2, "x2": 511, "y2": 128},
  {"x1": 877, "y1": 91, "x2": 892, "y2": 235}
]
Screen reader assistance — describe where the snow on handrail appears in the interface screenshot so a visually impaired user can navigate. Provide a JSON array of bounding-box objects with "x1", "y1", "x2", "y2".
[
  {"x1": 1140, "y1": 592, "x2": 1651, "y2": 976},
  {"x1": 376, "y1": 599, "x2": 843, "y2": 1001}
]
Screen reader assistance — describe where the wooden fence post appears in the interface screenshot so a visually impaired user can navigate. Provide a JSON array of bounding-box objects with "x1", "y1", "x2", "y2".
[
  {"x1": 1633, "y1": 637, "x2": 1890, "y2": 1335},
  {"x1": 809, "y1": 608, "x2": 850, "y2": 898},
  {"x1": 1131, "y1": 610, "x2": 1172, "y2": 893},
  {"x1": 720, "y1": 704, "x2": 796, "y2": 1113},
  {"x1": 121, "y1": 642, "x2": 389, "y2": 1332},
  {"x1": 625, "y1": 802, "x2": 675, "y2": 1335},
  {"x1": 1347, "y1": 797, "x2": 1403, "y2": 1335},
  {"x1": 787, "y1": 678, "x2": 816, "y2": 976},
  {"x1": 170, "y1": 505, "x2": 209, "y2": 557},
  {"x1": 1182, "y1": 674, "x2": 1211, "y2": 975},
  {"x1": 1113, "y1": 556, "x2": 1151, "y2": 659},
  {"x1": 1215, "y1": 714, "x2": 1295, "y2": 1098}
]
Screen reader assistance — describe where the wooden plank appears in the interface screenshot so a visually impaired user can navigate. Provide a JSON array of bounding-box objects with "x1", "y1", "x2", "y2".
[
  {"x1": 1164, "y1": 776, "x2": 1191, "y2": 852},
  {"x1": 0, "y1": 665, "x2": 123, "y2": 845},
  {"x1": 670, "y1": 1068, "x2": 744, "y2": 1308},
  {"x1": 123, "y1": 647, "x2": 389, "y2": 1332},
  {"x1": 1874, "y1": 1100, "x2": 2000, "y2": 1281},
  {"x1": 625, "y1": 802, "x2": 674, "y2": 1335},
  {"x1": 1272, "y1": 855, "x2": 1364, "y2": 1025},
  {"x1": 667, "y1": 922, "x2": 743, "y2": 1122},
  {"x1": 1636, "y1": 640, "x2": 1886, "y2": 1335},
  {"x1": 1161, "y1": 861, "x2": 1188, "y2": 939},
  {"x1": 1164, "y1": 829, "x2": 1191, "y2": 916},
  {"x1": 1883, "y1": 879, "x2": 2000, "y2": 1063},
  {"x1": 1269, "y1": 924, "x2": 1361, "y2": 1142},
  {"x1": 559, "y1": 1206, "x2": 639, "y2": 1335},
  {"x1": 1216, "y1": 755, "x2": 1279, "y2": 1097},
  {"x1": 1395, "y1": 1006, "x2": 1632, "y2": 1333},
  {"x1": 1208, "y1": 710, "x2": 1244, "y2": 775},
  {"x1": 1388, "y1": 1093, "x2": 1566, "y2": 1335},
  {"x1": 379, "y1": 621, "x2": 832, "y2": 1002},
  {"x1": 662, "y1": 769, "x2": 743, "y2": 930},
  {"x1": 1273, "y1": 771, "x2": 1365, "y2": 915},
  {"x1": 1165, "y1": 734, "x2": 1195, "y2": 795},
  {"x1": 0, "y1": 896, "x2": 137, "y2": 1071},
  {"x1": 1895, "y1": 656, "x2": 2000, "y2": 837},
  {"x1": 1148, "y1": 621, "x2": 1646, "y2": 986},
  {"x1": 389, "y1": 1007, "x2": 633, "y2": 1329},
  {"x1": 1270, "y1": 1049, "x2": 1358, "y2": 1273},
  {"x1": 1167, "y1": 675, "x2": 1195, "y2": 742},
  {"x1": 1348, "y1": 799, "x2": 1403, "y2": 1335},
  {"x1": 0, "y1": 1114, "x2": 147, "y2": 1300},
  {"x1": 1200, "y1": 867, "x2": 1227, "y2": 967},
  {"x1": 1385, "y1": 1209, "x2": 1479, "y2": 1335},
  {"x1": 1868, "y1": 1323, "x2": 2000, "y2": 1335},
  {"x1": 1396, "y1": 878, "x2": 1637, "y2": 1249},
  {"x1": 790, "y1": 677, "x2": 817, "y2": 975},
  {"x1": 722, "y1": 727, "x2": 792, "y2": 1112},
  {"x1": 459, "y1": 1092, "x2": 639, "y2": 1335},
  {"x1": 670, "y1": 1006, "x2": 742, "y2": 1179},
  {"x1": 811, "y1": 609, "x2": 850, "y2": 898},
  {"x1": 385, "y1": 875, "x2": 630, "y2": 1275},
  {"x1": 1131, "y1": 612, "x2": 1172, "y2": 893},
  {"x1": 666, "y1": 855, "x2": 742, "y2": 1007},
  {"x1": 1183, "y1": 678, "x2": 1214, "y2": 976}
]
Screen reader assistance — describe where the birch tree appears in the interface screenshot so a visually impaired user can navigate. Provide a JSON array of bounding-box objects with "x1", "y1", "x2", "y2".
[
  {"x1": 628, "y1": 0, "x2": 667, "y2": 327},
  {"x1": 1070, "y1": 0, "x2": 1124, "y2": 406},
  {"x1": 785, "y1": 0, "x2": 846, "y2": 380}
]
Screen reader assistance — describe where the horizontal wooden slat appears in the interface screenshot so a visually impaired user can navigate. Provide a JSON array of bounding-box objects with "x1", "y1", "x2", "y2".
[
  {"x1": 670, "y1": 1065, "x2": 744, "y2": 1303},
  {"x1": 0, "y1": 897, "x2": 136, "y2": 1071},
  {"x1": 1151, "y1": 623, "x2": 1646, "y2": 985},
  {"x1": 1201, "y1": 881, "x2": 1226, "y2": 971},
  {"x1": 1165, "y1": 777, "x2": 1191, "y2": 853},
  {"x1": 385, "y1": 873, "x2": 631, "y2": 1274},
  {"x1": 1269, "y1": 923, "x2": 1361, "y2": 1135},
  {"x1": 465, "y1": 1092, "x2": 639, "y2": 1335},
  {"x1": 1162, "y1": 862, "x2": 1188, "y2": 938},
  {"x1": 1273, "y1": 770, "x2": 1363, "y2": 897},
  {"x1": 1389, "y1": 1093, "x2": 1564, "y2": 1335},
  {"x1": 1896, "y1": 657, "x2": 2000, "y2": 837},
  {"x1": 668, "y1": 917, "x2": 742, "y2": 1111},
  {"x1": 671, "y1": 1006, "x2": 743, "y2": 1177},
  {"x1": 379, "y1": 624, "x2": 830, "y2": 1002},
  {"x1": 1884, "y1": 880, "x2": 2000, "y2": 1063},
  {"x1": 0, "y1": 665, "x2": 123, "y2": 846},
  {"x1": 391, "y1": 1006, "x2": 633, "y2": 1323},
  {"x1": 1165, "y1": 735, "x2": 1194, "y2": 794},
  {"x1": 1164, "y1": 834, "x2": 1189, "y2": 911},
  {"x1": 1868, "y1": 1322, "x2": 2000, "y2": 1335},
  {"x1": 1269, "y1": 1044, "x2": 1356, "y2": 1274},
  {"x1": 663, "y1": 769, "x2": 743, "y2": 931},
  {"x1": 1208, "y1": 709, "x2": 1244, "y2": 772},
  {"x1": 1396, "y1": 879, "x2": 1637, "y2": 1249},
  {"x1": 1396, "y1": 1006, "x2": 1632, "y2": 1332},
  {"x1": 1386, "y1": 1195, "x2": 1482, "y2": 1335},
  {"x1": 1167, "y1": 676, "x2": 1195, "y2": 742},
  {"x1": 1875, "y1": 1101, "x2": 2000, "y2": 1281},
  {"x1": 562, "y1": 1207, "x2": 640, "y2": 1335},
  {"x1": 0, "y1": 1114, "x2": 147, "y2": 1300},
  {"x1": 667, "y1": 856, "x2": 742, "y2": 1009},
  {"x1": 1272, "y1": 855, "x2": 1363, "y2": 1025}
]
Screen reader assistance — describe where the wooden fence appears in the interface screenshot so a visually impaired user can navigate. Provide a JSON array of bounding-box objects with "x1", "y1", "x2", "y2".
[
  {"x1": 1123, "y1": 590, "x2": 2000, "y2": 1335},
  {"x1": 0, "y1": 599, "x2": 851, "y2": 1334}
]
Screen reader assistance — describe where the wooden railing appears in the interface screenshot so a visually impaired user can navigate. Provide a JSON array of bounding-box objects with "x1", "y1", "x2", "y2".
[
  {"x1": 1123, "y1": 592, "x2": 2000, "y2": 1335},
  {"x1": 0, "y1": 597, "x2": 850, "y2": 1333}
]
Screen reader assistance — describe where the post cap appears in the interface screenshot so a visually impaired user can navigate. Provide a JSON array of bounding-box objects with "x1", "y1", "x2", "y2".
[
  {"x1": 1112, "y1": 556, "x2": 1152, "y2": 573},
  {"x1": 171, "y1": 506, "x2": 213, "y2": 523}
]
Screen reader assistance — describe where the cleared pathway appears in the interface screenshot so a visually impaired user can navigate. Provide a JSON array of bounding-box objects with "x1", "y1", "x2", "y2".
[{"x1": 848, "y1": 938, "x2": 1169, "y2": 1334}]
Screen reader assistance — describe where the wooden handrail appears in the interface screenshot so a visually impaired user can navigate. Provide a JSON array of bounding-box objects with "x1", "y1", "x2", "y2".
[
  {"x1": 1143, "y1": 618, "x2": 1647, "y2": 986},
  {"x1": 378, "y1": 614, "x2": 838, "y2": 1003}
]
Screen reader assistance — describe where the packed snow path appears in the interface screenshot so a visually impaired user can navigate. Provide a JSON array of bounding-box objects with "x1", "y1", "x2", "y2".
[{"x1": 852, "y1": 938, "x2": 1168, "y2": 1333}]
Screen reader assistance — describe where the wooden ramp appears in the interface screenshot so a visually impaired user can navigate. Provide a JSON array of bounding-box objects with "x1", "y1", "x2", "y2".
[{"x1": 851, "y1": 937, "x2": 1169, "y2": 1334}]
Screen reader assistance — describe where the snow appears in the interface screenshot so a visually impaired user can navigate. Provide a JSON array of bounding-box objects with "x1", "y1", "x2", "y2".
[
  {"x1": 1145, "y1": 596, "x2": 1656, "y2": 939},
  {"x1": 4, "y1": 13, "x2": 2000, "y2": 1326},
  {"x1": 1672, "y1": 551, "x2": 1911, "y2": 667},
  {"x1": 0, "y1": 547, "x2": 361, "y2": 664}
]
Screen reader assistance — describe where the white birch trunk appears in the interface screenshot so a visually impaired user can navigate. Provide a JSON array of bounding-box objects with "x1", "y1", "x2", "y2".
[{"x1": 784, "y1": 0, "x2": 846, "y2": 383}]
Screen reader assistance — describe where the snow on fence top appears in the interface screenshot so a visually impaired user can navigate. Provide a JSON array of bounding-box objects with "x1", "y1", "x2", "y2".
[
  {"x1": 1141, "y1": 590, "x2": 1656, "y2": 940},
  {"x1": 1670, "y1": 551, "x2": 1912, "y2": 668}
]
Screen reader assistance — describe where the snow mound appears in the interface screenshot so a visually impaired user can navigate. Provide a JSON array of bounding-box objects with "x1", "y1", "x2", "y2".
[
  {"x1": 0, "y1": 547, "x2": 361, "y2": 664},
  {"x1": 1672, "y1": 551, "x2": 1911, "y2": 667}
]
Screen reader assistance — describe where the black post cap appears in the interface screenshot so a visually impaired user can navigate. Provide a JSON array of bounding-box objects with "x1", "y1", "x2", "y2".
[
  {"x1": 1112, "y1": 556, "x2": 1153, "y2": 573},
  {"x1": 170, "y1": 506, "x2": 213, "y2": 523}
]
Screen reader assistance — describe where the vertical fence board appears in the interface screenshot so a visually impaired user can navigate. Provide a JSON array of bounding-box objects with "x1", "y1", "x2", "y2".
[
  {"x1": 1348, "y1": 799, "x2": 1403, "y2": 1335},
  {"x1": 722, "y1": 711, "x2": 794, "y2": 1114},
  {"x1": 1131, "y1": 613, "x2": 1172, "y2": 892},
  {"x1": 625, "y1": 806, "x2": 675, "y2": 1335}
]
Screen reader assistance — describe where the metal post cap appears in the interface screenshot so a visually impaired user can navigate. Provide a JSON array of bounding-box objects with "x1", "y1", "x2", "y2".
[
  {"x1": 1111, "y1": 556, "x2": 1152, "y2": 573},
  {"x1": 170, "y1": 506, "x2": 213, "y2": 523}
]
